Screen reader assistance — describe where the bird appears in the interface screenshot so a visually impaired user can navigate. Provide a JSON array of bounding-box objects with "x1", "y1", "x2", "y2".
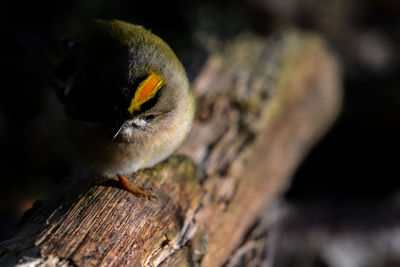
[{"x1": 20, "y1": 19, "x2": 195, "y2": 199}]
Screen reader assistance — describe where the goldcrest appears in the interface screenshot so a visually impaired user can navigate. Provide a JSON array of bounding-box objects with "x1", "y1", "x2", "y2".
[{"x1": 21, "y1": 20, "x2": 195, "y2": 190}]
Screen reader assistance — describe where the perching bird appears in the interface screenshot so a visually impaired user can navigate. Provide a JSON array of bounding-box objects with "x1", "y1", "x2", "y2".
[{"x1": 21, "y1": 20, "x2": 195, "y2": 199}]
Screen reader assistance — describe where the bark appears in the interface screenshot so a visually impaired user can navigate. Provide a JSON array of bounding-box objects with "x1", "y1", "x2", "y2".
[{"x1": 0, "y1": 30, "x2": 341, "y2": 267}]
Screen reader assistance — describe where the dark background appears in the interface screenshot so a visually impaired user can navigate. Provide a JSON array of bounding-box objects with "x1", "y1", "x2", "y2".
[{"x1": 1, "y1": 0, "x2": 399, "y2": 266}]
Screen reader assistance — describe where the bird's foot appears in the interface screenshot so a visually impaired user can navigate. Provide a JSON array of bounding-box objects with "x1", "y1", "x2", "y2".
[{"x1": 117, "y1": 174, "x2": 153, "y2": 201}]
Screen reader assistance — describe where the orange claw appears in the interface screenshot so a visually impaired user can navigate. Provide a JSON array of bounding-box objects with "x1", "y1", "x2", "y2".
[{"x1": 117, "y1": 174, "x2": 153, "y2": 200}]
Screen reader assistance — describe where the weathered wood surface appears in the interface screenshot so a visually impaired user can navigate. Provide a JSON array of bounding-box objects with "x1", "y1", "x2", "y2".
[{"x1": 0, "y1": 31, "x2": 341, "y2": 266}]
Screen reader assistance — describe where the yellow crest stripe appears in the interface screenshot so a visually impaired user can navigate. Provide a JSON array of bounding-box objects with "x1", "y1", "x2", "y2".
[{"x1": 128, "y1": 72, "x2": 164, "y2": 114}]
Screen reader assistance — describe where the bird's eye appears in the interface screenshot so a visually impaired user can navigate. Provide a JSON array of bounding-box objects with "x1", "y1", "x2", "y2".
[{"x1": 145, "y1": 114, "x2": 156, "y2": 121}]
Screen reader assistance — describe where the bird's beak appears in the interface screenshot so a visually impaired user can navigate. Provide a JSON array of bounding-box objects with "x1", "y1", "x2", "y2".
[
  {"x1": 112, "y1": 118, "x2": 147, "y2": 140},
  {"x1": 112, "y1": 122, "x2": 128, "y2": 140}
]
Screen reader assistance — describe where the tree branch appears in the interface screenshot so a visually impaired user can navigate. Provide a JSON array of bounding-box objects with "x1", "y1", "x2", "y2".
[{"x1": 0, "y1": 30, "x2": 341, "y2": 267}]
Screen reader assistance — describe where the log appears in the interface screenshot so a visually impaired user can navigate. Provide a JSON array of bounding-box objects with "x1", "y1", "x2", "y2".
[{"x1": 0, "y1": 30, "x2": 341, "y2": 266}]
